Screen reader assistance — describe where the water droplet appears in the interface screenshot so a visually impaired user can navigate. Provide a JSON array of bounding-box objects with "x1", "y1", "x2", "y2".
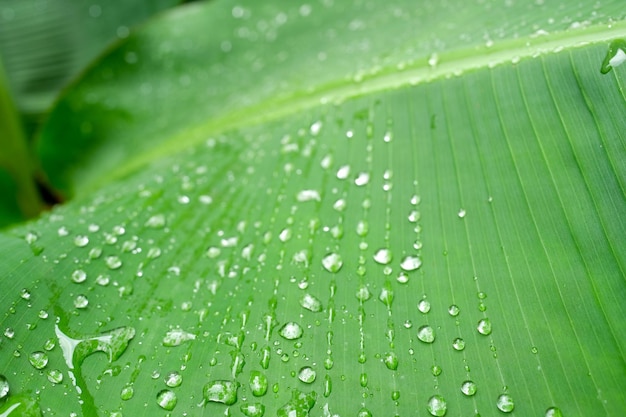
[
  {"x1": 417, "y1": 325, "x2": 435, "y2": 343},
  {"x1": 356, "y1": 285, "x2": 371, "y2": 302},
  {"x1": 310, "y1": 121, "x2": 323, "y2": 135},
  {"x1": 452, "y1": 338, "x2": 466, "y2": 351},
  {"x1": 323, "y1": 374, "x2": 332, "y2": 397},
  {"x1": 357, "y1": 408, "x2": 372, "y2": 417},
  {"x1": 354, "y1": 172, "x2": 370, "y2": 186},
  {"x1": 322, "y1": 253, "x2": 343, "y2": 273},
  {"x1": 74, "y1": 295, "x2": 89, "y2": 309},
  {"x1": 46, "y1": 369, "x2": 63, "y2": 384},
  {"x1": 496, "y1": 394, "x2": 515, "y2": 413},
  {"x1": 457, "y1": 208, "x2": 466, "y2": 218},
  {"x1": 378, "y1": 286, "x2": 394, "y2": 307},
  {"x1": 121, "y1": 384, "x2": 134, "y2": 400},
  {"x1": 600, "y1": 39, "x2": 626, "y2": 74},
  {"x1": 71, "y1": 269, "x2": 87, "y2": 283},
  {"x1": 156, "y1": 389, "x2": 177, "y2": 410},
  {"x1": 0, "y1": 375, "x2": 9, "y2": 399},
  {"x1": 296, "y1": 190, "x2": 321, "y2": 202},
  {"x1": 279, "y1": 322, "x2": 303, "y2": 340},
  {"x1": 300, "y1": 294, "x2": 323, "y2": 312},
  {"x1": 531, "y1": 346, "x2": 539, "y2": 354},
  {"x1": 448, "y1": 305, "x2": 460, "y2": 317},
  {"x1": 43, "y1": 338, "x2": 55, "y2": 351},
  {"x1": 55, "y1": 324, "x2": 135, "y2": 369},
  {"x1": 279, "y1": 228, "x2": 293, "y2": 242},
  {"x1": 28, "y1": 351, "x2": 48, "y2": 369},
  {"x1": 461, "y1": 380, "x2": 477, "y2": 396},
  {"x1": 477, "y1": 291, "x2": 487, "y2": 299},
  {"x1": 418, "y1": 299, "x2": 431, "y2": 313},
  {"x1": 545, "y1": 406, "x2": 563, "y2": 417},
  {"x1": 162, "y1": 329, "x2": 196, "y2": 346},
  {"x1": 204, "y1": 380, "x2": 238, "y2": 405},
  {"x1": 477, "y1": 318, "x2": 492, "y2": 335},
  {"x1": 4, "y1": 328, "x2": 14, "y2": 339},
  {"x1": 400, "y1": 256, "x2": 422, "y2": 271},
  {"x1": 333, "y1": 198, "x2": 347, "y2": 211},
  {"x1": 298, "y1": 367, "x2": 317, "y2": 383},
  {"x1": 240, "y1": 403, "x2": 266, "y2": 417},
  {"x1": 249, "y1": 371, "x2": 268, "y2": 397},
  {"x1": 145, "y1": 214, "x2": 166, "y2": 228},
  {"x1": 105, "y1": 256, "x2": 122, "y2": 270},
  {"x1": 383, "y1": 352, "x2": 398, "y2": 370},
  {"x1": 336, "y1": 165, "x2": 350, "y2": 179},
  {"x1": 408, "y1": 210, "x2": 420, "y2": 222},
  {"x1": 277, "y1": 389, "x2": 316, "y2": 417},
  {"x1": 431, "y1": 365, "x2": 442, "y2": 376},
  {"x1": 356, "y1": 220, "x2": 369, "y2": 237},
  {"x1": 89, "y1": 247, "x2": 102, "y2": 259},
  {"x1": 427, "y1": 394, "x2": 447, "y2": 416},
  {"x1": 165, "y1": 371, "x2": 183, "y2": 387},
  {"x1": 373, "y1": 248, "x2": 393, "y2": 265},
  {"x1": 403, "y1": 319, "x2": 413, "y2": 329}
]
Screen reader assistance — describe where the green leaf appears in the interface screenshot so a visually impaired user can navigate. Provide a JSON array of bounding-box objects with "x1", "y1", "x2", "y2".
[{"x1": 2, "y1": 1, "x2": 626, "y2": 416}]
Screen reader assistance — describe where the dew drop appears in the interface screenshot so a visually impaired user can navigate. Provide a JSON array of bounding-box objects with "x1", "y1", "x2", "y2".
[
  {"x1": 28, "y1": 351, "x2": 48, "y2": 370},
  {"x1": 418, "y1": 299, "x2": 431, "y2": 313},
  {"x1": 496, "y1": 394, "x2": 515, "y2": 413},
  {"x1": 297, "y1": 190, "x2": 321, "y2": 202},
  {"x1": 373, "y1": 248, "x2": 393, "y2": 265},
  {"x1": 96, "y1": 274, "x2": 110, "y2": 286},
  {"x1": 452, "y1": 338, "x2": 466, "y2": 351},
  {"x1": 357, "y1": 408, "x2": 372, "y2": 417},
  {"x1": 531, "y1": 346, "x2": 539, "y2": 354},
  {"x1": 89, "y1": 247, "x2": 102, "y2": 259},
  {"x1": 105, "y1": 255, "x2": 122, "y2": 270},
  {"x1": 545, "y1": 406, "x2": 563, "y2": 417},
  {"x1": 4, "y1": 328, "x2": 14, "y2": 339},
  {"x1": 323, "y1": 374, "x2": 332, "y2": 397},
  {"x1": 457, "y1": 208, "x2": 466, "y2": 218},
  {"x1": 156, "y1": 389, "x2": 177, "y2": 410},
  {"x1": 378, "y1": 286, "x2": 394, "y2": 307},
  {"x1": 383, "y1": 352, "x2": 398, "y2": 370},
  {"x1": 165, "y1": 371, "x2": 183, "y2": 388},
  {"x1": 354, "y1": 172, "x2": 370, "y2": 186},
  {"x1": 240, "y1": 403, "x2": 266, "y2": 417},
  {"x1": 300, "y1": 294, "x2": 323, "y2": 312},
  {"x1": 0, "y1": 375, "x2": 9, "y2": 399},
  {"x1": 71, "y1": 269, "x2": 87, "y2": 283},
  {"x1": 408, "y1": 210, "x2": 420, "y2": 222},
  {"x1": 477, "y1": 318, "x2": 492, "y2": 335},
  {"x1": 400, "y1": 255, "x2": 422, "y2": 271},
  {"x1": 250, "y1": 371, "x2": 268, "y2": 397},
  {"x1": 46, "y1": 369, "x2": 63, "y2": 384},
  {"x1": 74, "y1": 295, "x2": 89, "y2": 309},
  {"x1": 461, "y1": 380, "x2": 477, "y2": 396},
  {"x1": 298, "y1": 366, "x2": 317, "y2": 384},
  {"x1": 356, "y1": 285, "x2": 371, "y2": 302},
  {"x1": 417, "y1": 325, "x2": 435, "y2": 343},
  {"x1": 321, "y1": 253, "x2": 343, "y2": 273},
  {"x1": 448, "y1": 305, "x2": 460, "y2": 317},
  {"x1": 333, "y1": 198, "x2": 347, "y2": 211},
  {"x1": 162, "y1": 329, "x2": 196, "y2": 347},
  {"x1": 427, "y1": 394, "x2": 447, "y2": 416},
  {"x1": 203, "y1": 380, "x2": 238, "y2": 405},
  {"x1": 279, "y1": 322, "x2": 303, "y2": 340},
  {"x1": 73, "y1": 235, "x2": 89, "y2": 247},
  {"x1": 431, "y1": 365, "x2": 442, "y2": 376},
  {"x1": 120, "y1": 384, "x2": 134, "y2": 400},
  {"x1": 336, "y1": 165, "x2": 350, "y2": 179},
  {"x1": 145, "y1": 214, "x2": 166, "y2": 228}
]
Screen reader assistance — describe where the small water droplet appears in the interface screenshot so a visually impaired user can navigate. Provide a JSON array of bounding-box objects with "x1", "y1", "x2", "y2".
[
  {"x1": 373, "y1": 248, "x2": 393, "y2": 265},
  {"x1": 0, "y1": 375, "x2": 9, "y2": 399},
  {"x1": 477, "y1": 291, "x2": 487, "y2": 299},
  {"x1": 279, "y1": 228, "x2": 293, "y2": 242},
  {"x1": 531, "y1": 346, "x2": 539, "y2": 354},
  {"x1": 28, "y1": 351, "x2": 48, "y2": 369},
  {"x1": 46, "y1": 369, "x2": 63, "y2": 384},
  {"x1": 250, "y1": 371, "x2": 268, "y2": 397},
  {"x1": 418, "y1": 299, "x2": 431, "y2": 313},
  {"x1": 162, "y1": 329, "x2": 196, "y2": 347},
  {"x1": 74, "y1": 295, "x2": 89, "y2": 309},
  {"x1": 378, "y1": 286, "x2": 394, "y2": 307},
  {"x1": 279, "y1": 322, "x2": 303, "y2": 340},
  {"x1": 165, "y1": 371, "x2": 183, "y2": 388},
  {"x1": 427, "y1": 394, "x2": 447, "y2": 416},
  {"x1": 496, "y1": 394, "x2": 515, "y2": 413},
  {"x1": 296, "y1": 189, "x2": 321, "y2": 202},
  {"x1": 156, "y1": 389, "x2": 177, "y2": 410},
  {"x1": 105, "y1": 256, "x2": 122, "y2": 270},
  {"x1": 336, "y1": 165, "x2": 350, "y2": 179},
  {"x1": 120, "y1": 384, "x2": 134, "y2": 400},
  {"x1": 356, "y1": 285, "x2": 371, "y2": 302},
  {"x1": 457, "y1": 208, "x2": 466, "y2": 218},
  {"x1": 545, "y1": 406, "x2": 563, "y2": 417},
  {"x1": 452, "y1": 338, "x2": 466, "y2": 351},
  {"x1": 477, "y1": 318, "x2": 492, "y2": 335},
  {"x1": 300, "y1": 294, "x2": 323, "y2": 312},
  {"x1": 448, "y1": 305, "x2": 460, "y2": 317},
  {"x1": 461, "y1": 380, "x2": 477, "y2": 396},
  {"x1": 323, "y1": 374, "x2": 332, "y2": 397},
  {"x1": 71, "y1": 269, "x2": 87, "y2": 283},
  {"x1": 431, "y1": 365, "x2": 442, "y2": 376},
  {"x1": 145, "y1": 214, "x2": 166, "y2": 228},
  {"x1": 600, "y1": 39, "x2": 626, "y2": 74},
  {"x1": 356, "y1": 220, "x2": 369, "y2": 237},
  {"x1": 298, "y1": 366, "x2": 317, "y2": 383},
  {"x1": 333, "y1": 198, "x2": 347, "y2": 211},
  {"x1": 322, "y1": 253, "x2": 343, "y2": 273},
  {"x1": 408, "y1": 210, "x2": 420, "y2": 222},
  {"x1": 400, "y1": 255, "x2": 422, "y2": 271},
  {"x1": 203, "y1": 380, "x2": 238, "y2": 405},
  {"x1": 417, "y1": 325, "x2": 435, "y2": 343},
  {"x1": 240, "y1": 403, "x2": 266, "y2": 417},
  {"x1": 383, "y1": 352, "x2": 398, "y2": 370},
  {"x1": 354, "y1": 172, "x2": 370, "y2": 186},
  {"x1": 357, "y1": 408, "x2": 372, "y2": 417},
  {"x1": 89, "y1": 247, "x2": 102, "y2": 259}
]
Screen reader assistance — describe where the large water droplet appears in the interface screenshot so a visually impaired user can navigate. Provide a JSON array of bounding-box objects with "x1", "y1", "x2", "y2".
[
  {"x1": 203, "y1": 380, "x2": 238, "y2": 405},
  {"x1": 46, "y1": 369, "x2": 63, "y2": 384},
  {"x1": 165, "y1": 371, "x2": 183, "y2": 388},
  {"x1": 300, "y1": 294, "x2": 323, "y2": 312},
  {"x1": 545, "y1": 407, "x2": 563, "y2": 417},
  {"x1": 105, "y1": 255, "x2": 122, "y2": 270},
  {"x1": 298, "y1": 367, "x2": 316, "y2": 384},
  {"x1": 71, "y1": 269, "x2": 87, "y2": 283},
  {"x1": 427, "y1": 394, "x2": 447, "y2": 416},
  {"x1": 418, "y1": 299, "x2": 431, "y2": 313},
  {"x1": 156, "y1": 389, "x2": 177, "y2": 410},
  {"x1": 461, "y1": 380, "x2": 477, "y2": 396},
  {"x1": 496, "y1": 394, "x2": 515, "y2": 413},
  {"x1": 73, "y1": 235, "x2": 89, "y2": 247},
  {"x1": 250, "y1": 371, "x2": 268, "y2": 397},
  {"x1": 400, "y1": 255, "x2": 422, "y2": 271},
  {"x1": 0, "y1": 375, "x2": 9, "y2": 399},
  {"x1": 162, "y1": 329, "x2": 196, "y2": 347},
  {"x1": 55, "y1": 324, "x2": 135, "y2": 369},
  {"x1": 322, "y1": 253, "x2": 343, "y2": 273},
  {"x1": 373, "y1": 248, "x2": 393, "y2": 265},
  {"x1": 477, "y1": 318, "x2": 492, "y2": 335},
  {"x1": 383, "y1": 352, "x2": 398, "y2": 370},
  {"x1": 120, "y1": 384, "x2": 134, "y2": 400},
  {"x1": 279, "y1": 322, "x2": 303, "y2": 340},
  {"x1": 241, "y1": 403, "x2": 266, "y2": 417},
  {"x1": 417, "y1": 325, "x2": 435, "y2": 343},
  {"x1": 277, "y1": 389, "x2": 316, "y2": 417},
  {"x1": 600, "y1": 39, "x2": 626, "y2": 74},
  {"x1": 28, "y1": 351, "x2": 48, "y2": 370}
]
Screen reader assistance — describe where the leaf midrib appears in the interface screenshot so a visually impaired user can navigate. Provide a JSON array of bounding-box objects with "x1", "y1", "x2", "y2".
[{"x1": 85, "y1": 20, "x2": 626, "y2": 195}]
